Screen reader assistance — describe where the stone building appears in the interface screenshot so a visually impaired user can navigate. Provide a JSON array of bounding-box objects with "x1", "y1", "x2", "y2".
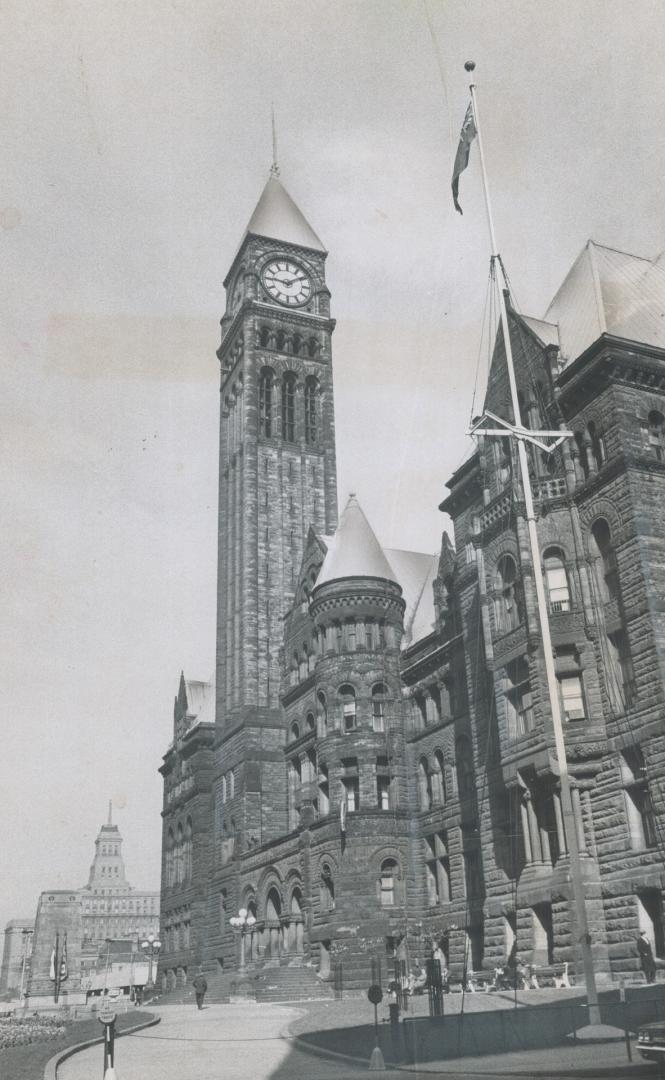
[{"x1": 158, "y1": 175, "x2": 665, "y2": 995}]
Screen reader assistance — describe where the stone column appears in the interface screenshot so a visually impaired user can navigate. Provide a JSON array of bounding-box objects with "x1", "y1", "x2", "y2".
[
  {"x1": 525, "y1": 792, "x2": 543, "y2": 862},
  {"x1": 520, "y1": 794, "x2": 534, "y2": 863},
  {"x1": 553, "y1": 788, "x2": 567, "y2": 854},
  {"x1": 571, "y1": 786, "x2": 587, "y2": 853}
]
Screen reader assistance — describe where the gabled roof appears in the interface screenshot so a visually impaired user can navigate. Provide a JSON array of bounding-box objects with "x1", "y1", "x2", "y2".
[
  {"x1": 242, "y1": 174, "x2": 325, "y2": 253},
  {"x1": 544, "y1": 240, "x2": 665, "y2": 363},
  {"x1": 316, "y1": 496, "x2": 399, "y2": 587}
]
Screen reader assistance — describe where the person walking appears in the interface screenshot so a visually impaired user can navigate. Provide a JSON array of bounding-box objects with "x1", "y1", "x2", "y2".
[
  {"x1": 192, "y1": 970, "x2": 208, "y2": 1009},
  {"x1": 637, "y1": 931, "x2": 657, "y2": 983}
]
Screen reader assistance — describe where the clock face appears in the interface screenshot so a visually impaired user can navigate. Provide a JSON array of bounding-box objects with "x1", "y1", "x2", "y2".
[{"x1": 262, "y1": 259, "x2": 312, "y2": 307}]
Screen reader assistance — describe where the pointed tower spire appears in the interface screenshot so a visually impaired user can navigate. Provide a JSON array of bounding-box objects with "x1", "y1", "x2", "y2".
[
  {"x1": 107, "y1": 800, "x2": 112, "y2": 826},
  {"x1": 270, "y1": 104, "x2": 280, "y2": 178},
  {"x1": 316, "y1": 495, "x2": 399, "y2": 587}
]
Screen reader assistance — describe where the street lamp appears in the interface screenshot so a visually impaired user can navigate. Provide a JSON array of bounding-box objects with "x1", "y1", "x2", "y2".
[
  {"x1": 141, "y1": 932, "x2": 161, "y2": 989},
  {"x1": 229, "y1": 908, "x2": 256, "y2": 972}
]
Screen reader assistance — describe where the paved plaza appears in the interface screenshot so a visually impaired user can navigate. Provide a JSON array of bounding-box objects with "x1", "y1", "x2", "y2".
[{"x1": 55, "y1": 999, "x2": 660, "y2": 1080}]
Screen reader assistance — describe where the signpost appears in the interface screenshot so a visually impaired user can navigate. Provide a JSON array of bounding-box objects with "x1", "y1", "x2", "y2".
[
  {"x1": 98, "y1": 1001, "x2": 117, "y2": 1078},
  {"x1": 367, "y1": 983, "x2": 385, "y2": 1071}
]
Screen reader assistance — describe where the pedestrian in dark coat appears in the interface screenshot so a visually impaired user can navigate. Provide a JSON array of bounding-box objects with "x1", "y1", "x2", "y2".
[
  {"x1": 637, "y1": 931, "x2": 657, "y2": 983},
  {"x1": 192, "y1": 971, "x2": 208, "y2": 1009}
]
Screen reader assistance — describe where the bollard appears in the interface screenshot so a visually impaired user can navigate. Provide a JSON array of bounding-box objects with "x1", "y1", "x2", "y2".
[{"x1": 367, "y1": 983, "x2": 386, "y2": 1071}]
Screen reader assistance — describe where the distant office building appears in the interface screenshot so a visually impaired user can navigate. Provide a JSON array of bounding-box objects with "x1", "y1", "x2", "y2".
[
  {"x1": 0, "y1": 919, "x2": 34, "y2": 997},
  {"x1": 79, "y1": 804, "x2": 159, "y2": 944}
]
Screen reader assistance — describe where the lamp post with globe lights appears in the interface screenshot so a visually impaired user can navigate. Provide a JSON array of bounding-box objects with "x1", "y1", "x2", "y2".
[
  {"x1": 141, "y1": 932, "x2": 161, "y2": 990},
  {"x1": 229, "y1": 908, "x2": 256, "y2": 972}
]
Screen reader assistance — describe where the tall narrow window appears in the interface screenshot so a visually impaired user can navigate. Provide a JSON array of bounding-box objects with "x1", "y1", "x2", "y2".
[
  {"x1": 543, "y1": 548, "x2": 570, "y2": 613},
  {"x1": 259, "y1": 368, "x2": 274, "y2": 437},
  {"x1": 317, "y1": 690, "x2": 328, "y2": 736},
  {"x1": 376, "y1": 756, "x2": 391, "y2": 810},
  {"x1": 305, "y1": 376, "x2": 318, "y2": 445},
  {"x1": 559, "y1": 673, "x2": 585, "y2": 721},
  {"x1": 494, "y1": 555, "x2": 522, "y2": 632},
  {"x1": 455, "y1": 736, "x2": 474, "y2": 799},
  {"x1": 621, "y1": 748, "x2": 657, "y2": 849},
  {"x1": 590, "y1": 519, "x2": 619, "y2": 602},
  {"x1": 339, "y1": 684, "x2": 356, "y2": 731},
  {"x1": 379, "y1": 859, "x2": 398, "y2": 907},
  {"x1": 588, "y1": 421, "x2": 607, "y2": 470},
  {"x1": 607, "y1": 630, "x2": 636, "y2": 711},
  {"x1": 648, "y1": 410, "x2": 665, "y2": 460},
  {"x1": 505, "y1": 657, "x2": 534, "y2": 737},
  {"x1": 341, "y1": 758, "x2": 359, "y2": 811},
  {"x1": 282, "y1": 372, "x2": 296, "y2": 441},
  {"x1": 372, "y1": 683, "x2": 388, "y2": 732},
  {"x1": 418, "y1": 758, "x2": 432, "y2": 811},
  {"x1": 320, "y1": 864, "x2": 335, "y2": 911}
]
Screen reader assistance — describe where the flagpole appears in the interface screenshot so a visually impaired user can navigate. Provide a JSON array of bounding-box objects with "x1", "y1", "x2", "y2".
[
  {"x1": 54, "y1": 930, "x2": 60, "y2": 1005},
  {"x1": 463, "y1": 60, "x2": 600, "y2": 1025}
]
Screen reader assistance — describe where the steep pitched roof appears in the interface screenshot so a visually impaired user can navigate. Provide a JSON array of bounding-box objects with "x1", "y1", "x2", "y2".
[
  {"x1": 384, "y1": 548, "x2": 437, "y2": 645},
  {"x1": 544, "y1": 240, "x2": 665, "y2": 363},
  {"x1": 316, "y1": 496, "x2": 399, "y2": 587},
  {"x1": 243, "y1": 175, "x2": 325, "y2": 252}
]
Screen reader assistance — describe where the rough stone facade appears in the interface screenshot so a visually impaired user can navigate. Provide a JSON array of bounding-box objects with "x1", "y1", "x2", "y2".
[{"x1": 158, "y1": 182, "x2": 665, "y2": 995}]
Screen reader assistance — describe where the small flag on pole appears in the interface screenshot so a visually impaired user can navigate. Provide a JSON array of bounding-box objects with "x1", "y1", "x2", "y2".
[
  {"x1": 452, "y1": 102, "x2": 477, "y2": 215},
  {"x1": 49, "y1": 944, "x2": 56, "y2": 982}
]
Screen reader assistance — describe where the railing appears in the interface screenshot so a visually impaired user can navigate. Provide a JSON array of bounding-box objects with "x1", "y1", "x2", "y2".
[{"x1": 532, "y1": 476, "x2": 568, "y2": 501}]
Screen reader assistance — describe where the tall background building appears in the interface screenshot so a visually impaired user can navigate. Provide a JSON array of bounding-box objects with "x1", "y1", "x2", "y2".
[{"x1": 158, "y1": 176, "x2": 665, "y2": 998}]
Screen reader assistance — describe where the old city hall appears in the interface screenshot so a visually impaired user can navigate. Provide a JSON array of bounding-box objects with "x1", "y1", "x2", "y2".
[{"x1": 157, "y1": 170, "x2": 665, "y2": 1000}]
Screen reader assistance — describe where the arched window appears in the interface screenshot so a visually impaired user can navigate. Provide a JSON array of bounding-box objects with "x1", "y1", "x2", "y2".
[
  {"x1": 431, "y1": 751, "x2": 445, "y2": 804},
  {"x1": 305, "y1": 376, "x2": 318, "y2": 445},
  {"x1": 292, "y1": 333, "x2": 302, "y2": 356},
  {"x1": 648, "y1": 410, "x2": 665, "y2": 461},
  {"x1": 418, "y1": 758, "x2": 432, "y2": 811},
  {"x1": 372, "y1": 683, "x2": 388, "y2": 732},
  {"x1": 379, "y1": 858, "x2": 398, "y2": 907},
  {"x1": 543, "y1": 548, "x2": 570, "y2": 613},
  {"x1": 307, "y1": 337, "x2": 318, "y2": 358},
  {"x1": 259, "y1": 368, "x2": 274, "y2": 437},
  {"x1": 317, "y1": 690, "x2": 328, "y2": 735},
  {"x1": 259, "y1": 326, "x2": 271, "y2": 349},
  {"x1": 339, "y1": 684, "x2": 356, "y2": 732},
  {"x1": 290, "y1": 721, "x2": 300, "y2": 741},
  {"x1": 320, "y1": 863, "x2": 335, "y2": 911},
  {"x1": 228, "y1": 769, "x2": 235, "y2": 799},
  {"x1": 266, "y1": 887, "x2": 282, "y2": 922},
  {"x1": 306, "y1": 712, "x2": 315, "y2": 732},
  {"x1": 456, "y1": 736, "x2": 474, "y2": 799},
  {"x1": 590, "y1": 519, "x2": 618, "y2": 602},
  {"x1": 494, "y1": 555, "x2": 522, "y2": 632},
  {"x1": 275, "y1": 330, "x2": 286, "y2": 352},
  {"x1": 282, "y1": 372, "x2": 296, "y2": 441}
]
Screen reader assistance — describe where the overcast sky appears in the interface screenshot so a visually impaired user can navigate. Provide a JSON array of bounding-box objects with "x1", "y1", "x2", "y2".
[{"x1": 2, "y1": 0, "x2": 664, "y2": 938}]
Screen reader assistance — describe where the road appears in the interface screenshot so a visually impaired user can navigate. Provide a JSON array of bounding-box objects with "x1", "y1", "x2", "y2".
[{"x1": 58, "y1": 1001, "x2": 658, "y2": 1080}]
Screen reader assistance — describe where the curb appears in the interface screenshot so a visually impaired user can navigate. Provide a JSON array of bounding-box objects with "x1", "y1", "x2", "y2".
[
  {"x1": 44, "y1": 1013, "x2": 161, "y2": 1080},
  {"x1": 287, "y1": 1023, "x2": 643, "y2": 1078}
]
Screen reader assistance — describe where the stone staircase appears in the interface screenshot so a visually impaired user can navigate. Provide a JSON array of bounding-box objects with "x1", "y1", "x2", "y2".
[{"x1": 254, "y1": 963, "x2": 335, "y2": 1003}]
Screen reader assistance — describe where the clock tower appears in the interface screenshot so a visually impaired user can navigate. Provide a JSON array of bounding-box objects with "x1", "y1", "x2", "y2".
[{"x1": 214, "y1": 171, "x2": 338, "y2": 842}]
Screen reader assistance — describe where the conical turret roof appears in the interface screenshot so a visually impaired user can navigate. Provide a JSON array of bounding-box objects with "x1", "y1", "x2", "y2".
[
  {"x1": 244, "y1": 174, "x2": 325, "y2": 252},
  {"x1": 316, "y1": 496, "x2": 399, "y2": 587}
]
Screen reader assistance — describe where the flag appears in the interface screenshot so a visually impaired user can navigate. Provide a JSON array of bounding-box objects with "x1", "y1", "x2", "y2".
[
  {"x1": 49, "y1": 945, "x2": 56, "y2": 982},
  {"x1": 59, "y1": 933, "x2": 68, "y2": 983},
  {"x1": 452, "y1": 102, "x2": 477, "y2": 215}
]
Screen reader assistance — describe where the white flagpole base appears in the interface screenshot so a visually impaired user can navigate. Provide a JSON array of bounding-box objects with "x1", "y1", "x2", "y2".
[{"x1": 369, "y1": 1045, "x2": 386, "y2": 1070}]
